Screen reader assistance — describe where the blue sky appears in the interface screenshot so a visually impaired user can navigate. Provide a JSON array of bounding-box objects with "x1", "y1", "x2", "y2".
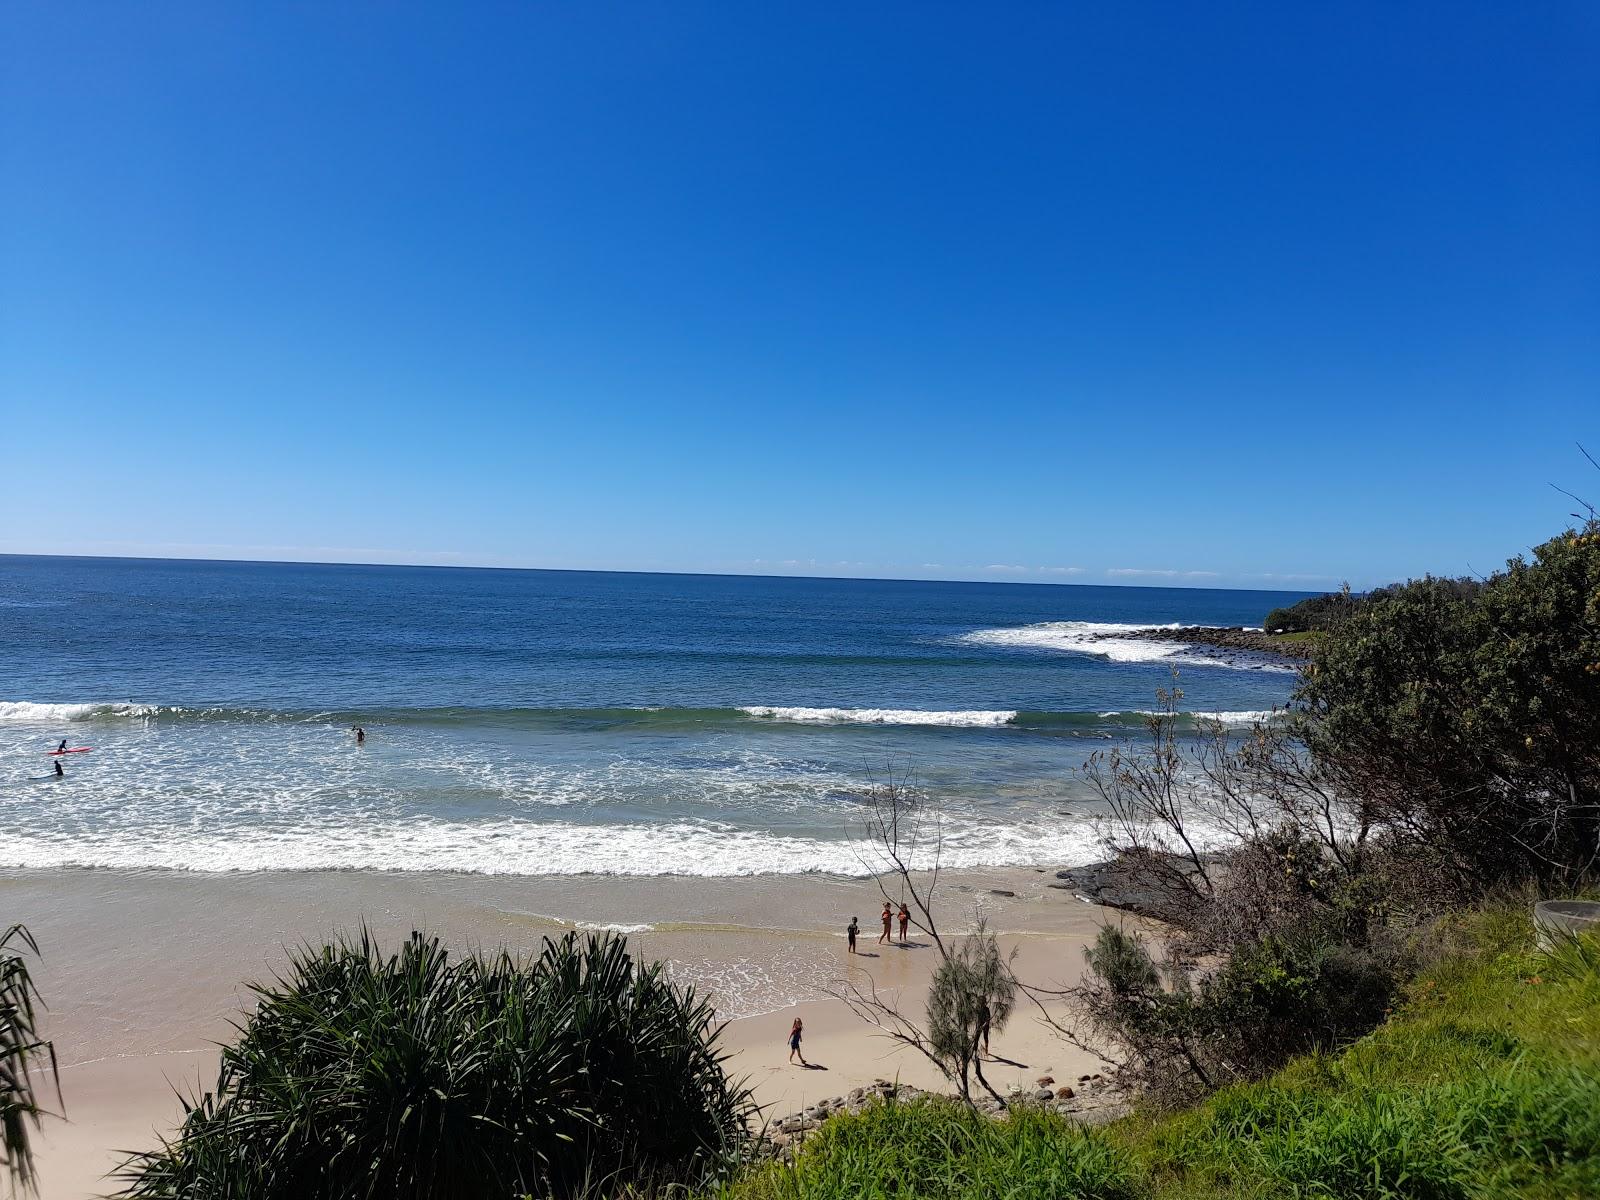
[{"x1": 2, "y1": 4, "x2": 1596, "y2": 590}]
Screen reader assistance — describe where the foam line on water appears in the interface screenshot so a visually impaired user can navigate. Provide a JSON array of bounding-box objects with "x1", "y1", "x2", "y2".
[
  {"x1": 739, "y1": 706, "x2": 1018, "y2": 727},
  {"x1": 960, "y1": 621, "x2": 1291, "y2": 671},
  {"x1": 0, "y1": 699, "x2": 1284, "y2": 731},
  {"x1": 0, "y1": 814, "x2": 1142, "y2": 876},
  {"x1": 1098, "y1": 709, "x2": 1283, "y2": 725},
  {"x1": 0, "y1": 700, "x2": 156, "y2": 721}
]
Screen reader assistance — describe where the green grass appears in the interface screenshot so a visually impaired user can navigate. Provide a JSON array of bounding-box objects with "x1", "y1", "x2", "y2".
[
  {"x1": 1265, "y1": 631, "x2": 1320, "y2": 646},
  {"x1": 718, "y1": 905, "x2": 1600, "y2": 1200},
  {"x1": 722, "y1": 1100, "x2": 1138, "y2": 1200}
]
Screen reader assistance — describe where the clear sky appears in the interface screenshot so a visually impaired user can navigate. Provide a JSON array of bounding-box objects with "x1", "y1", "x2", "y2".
[{"x1": 2, "y1": 4, "x2": 1596, "y2": 590}]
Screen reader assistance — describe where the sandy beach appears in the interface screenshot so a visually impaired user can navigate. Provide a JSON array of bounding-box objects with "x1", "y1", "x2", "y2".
[{"x1": 4, "y1": 865, "x2": 1129, "y2": 1199}]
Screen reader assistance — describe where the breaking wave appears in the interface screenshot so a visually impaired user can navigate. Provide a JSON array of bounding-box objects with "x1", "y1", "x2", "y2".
[
  {"x1": 739, "y1": 706, "x2": 1017, "y2": 727},
  {"x1": 0, "y1": 699, "x2": 1283, "y2": 733},
  {"x1": 0, "y1": 816, "x2": 1122, "y2": 877},
  {"x1": 0, "y1": 700, "x2": 157, "y2": 722},
  {"x1": 960, "y1": 620, "x2": 1294, "y2": 672}
]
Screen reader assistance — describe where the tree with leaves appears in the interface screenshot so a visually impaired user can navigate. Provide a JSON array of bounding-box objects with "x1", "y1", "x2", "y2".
[{"x1": 926, "y1": 921, "x2": 1015, "y2": 1105}]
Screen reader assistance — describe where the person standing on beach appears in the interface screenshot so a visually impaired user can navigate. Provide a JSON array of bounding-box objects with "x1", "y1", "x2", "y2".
[
  {"x1": 878, "y1": 902, "x2": 892, "y2": 945},
  {"x1": 846, "y1": 916, "x2": 859, "y2": 954},
  {"x1": 977, "y1": 998, "x2": 992, "y2": 1054},
  {"x1": 897, "y1": 903, "x2": 910, "y2": 943},
  {"x1": 787, "y1": 1017, "x2": 807, "y2": 1065}
]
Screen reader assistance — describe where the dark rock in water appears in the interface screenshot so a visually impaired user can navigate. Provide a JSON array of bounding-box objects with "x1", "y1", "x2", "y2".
[{"x1": 989, "y1": 888, "x2": 1016, "y2": 897}]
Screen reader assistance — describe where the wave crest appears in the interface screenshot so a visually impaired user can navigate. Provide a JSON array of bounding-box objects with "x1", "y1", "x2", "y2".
[
  {"x1": 0, "y1": 700, "x2": 156, "y2": 722},
  {"x1": 961, "y1": 620, "x2": 1291, "y2": 672},
  {"x1": 740, "y1": 706, "x2": 1018, "y2": 728}
]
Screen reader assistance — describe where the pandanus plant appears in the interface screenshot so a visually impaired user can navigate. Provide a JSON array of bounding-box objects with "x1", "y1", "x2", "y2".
[
  {"x1": 0, "y1": 925, "x2": 57, "y2": 1198},
  {"x1": 118, "y1": 930, "x2": 754, "y2": 1200}
]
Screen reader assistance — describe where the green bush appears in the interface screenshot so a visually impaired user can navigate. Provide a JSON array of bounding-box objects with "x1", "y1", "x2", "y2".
[
  {"x1": 1299, "y1": 527, "x2": 1600, "y2": 888},
  {"x1": 1077, "y1": 914, "x2": 1405, "y2": 1105},
  {"x1": 118, "y1": 930, "x2": 754, "y2": 1200},
  {"x1": 1123, "y1": 915, "x2": 1600, "y2": 1199},
  {"x1": 1264, "y1": 591, "x2": 1360, "y2": 634},
  {"x1": 722, "y1": 1098, "x2": 1138, "y2": 1200},
  {"x1": 709, "y1": 910, "x2": 1600, "y2": 1200}
]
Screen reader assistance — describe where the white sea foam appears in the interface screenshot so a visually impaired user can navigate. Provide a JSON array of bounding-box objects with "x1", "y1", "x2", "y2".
[
  {"x1": 961, "y1": 621, "x2": 1288, "y2": 671},
  {"x1": 0, "y1": 700, "x2": 156, "y2": 722},
  {"x1": 1100, "y1": 709, "x2": 1282, "y2": 725},
  {"x1": 740, "y1": 706, "x2": 1018, "y2": 727},
  {"x1": 0, "y1": 815, "x2": 1120, "y2": 877},
  {"x1": 577, "y1": 920, "x2": 657, "y2": 934},
  {"x1": 1190, "y1": 709, "x2": 1281, "y2": 724}
]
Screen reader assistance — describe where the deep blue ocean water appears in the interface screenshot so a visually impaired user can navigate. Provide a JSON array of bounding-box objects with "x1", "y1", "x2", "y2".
[{"x1": 0, "y1": 556, "x2": 1310, "y2": 875}]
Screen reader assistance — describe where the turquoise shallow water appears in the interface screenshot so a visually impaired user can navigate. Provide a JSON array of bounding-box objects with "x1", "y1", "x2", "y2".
[{"x1": 0, "y1": 556, "x2": 1308, "y2": 875}]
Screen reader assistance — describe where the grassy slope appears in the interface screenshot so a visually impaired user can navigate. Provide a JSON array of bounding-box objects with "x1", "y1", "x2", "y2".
[
  {"x1": 1264, "y1": 631, "x2": 1320, "y2": 648},
  {"x1": 718, "y1": 906, "x2": 1600, "y2": 1200}
]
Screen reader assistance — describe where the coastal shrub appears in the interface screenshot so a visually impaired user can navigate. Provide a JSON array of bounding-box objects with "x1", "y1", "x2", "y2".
[
  {"x1": 0, "y1": 925, "x2": 55, "y2": 1196},
  {"x1": 1116, "y1": 911, "x2": 1600, "y2": 1199},
  {"x1": 721, "y1": 1098, "x2": 1139, "y2": 1200},
  {"x1": 1263, "y1": 589, "x2": 1362, "y2": 634},
  {"x1": 1077, "y1": 923, "x2": 1403, "y2": 1106},
  {"x1": 1075, "y1": 520, "x2": 1600, "y2": 1109},
  {"x1": 117, "y1": 930, "x2": 754, "y2": 1200},
  {"x1": 1080, "y1": 696, "x2": 1414, "y2": 1103},
  {"x1": 1295, "y1": 524, "x2": 1600, "y2": 889},
  {"x1": 708, "y1": 906, "x2": 1600, "y2": 1200}
]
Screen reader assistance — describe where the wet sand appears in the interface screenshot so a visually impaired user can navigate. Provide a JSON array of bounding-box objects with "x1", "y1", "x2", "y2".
[{"x1": 4, "y1": 866, "x2": 1130, "y2": 1199}]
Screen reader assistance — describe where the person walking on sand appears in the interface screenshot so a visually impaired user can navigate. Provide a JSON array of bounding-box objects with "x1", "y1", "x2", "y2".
[
  {"x1": 977, "y1": 998, "x2": 992, "y2": 1054},
  {"x1": 878, "y1": 902, "x2": 892, "y2": 945},
  {"x1": 898, "y1": 903, "x2": 910, "y2": 944},
  {"x1": 787, "y1": 1017, "x2": 807, "y2": 1065},
  {"x1": 847, "y1": 916, "x2": 859, "y2": 955}
]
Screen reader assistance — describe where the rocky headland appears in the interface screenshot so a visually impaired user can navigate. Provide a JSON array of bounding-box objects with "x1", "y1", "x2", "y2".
[{"x1": 1106, "y1": 625, "x2": 1313, "y2": 663}]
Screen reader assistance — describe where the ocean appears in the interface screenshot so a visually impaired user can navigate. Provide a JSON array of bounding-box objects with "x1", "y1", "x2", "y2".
[{"x1": 0, "y1": 556, "x2": 1310, "y2": 877}]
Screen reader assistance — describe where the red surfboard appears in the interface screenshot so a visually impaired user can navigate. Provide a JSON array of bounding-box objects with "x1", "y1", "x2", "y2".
[{"x1": 47, "y1": 747, "x2": 92, "y2": 755}]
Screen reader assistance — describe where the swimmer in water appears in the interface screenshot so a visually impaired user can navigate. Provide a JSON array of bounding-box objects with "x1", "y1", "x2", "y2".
[
  {"x1": 53, "y1": 759, "x2": 64, "y2": 778},
  {"x1": 353, "y1": 726, "x2": 366, "y2": 744}
]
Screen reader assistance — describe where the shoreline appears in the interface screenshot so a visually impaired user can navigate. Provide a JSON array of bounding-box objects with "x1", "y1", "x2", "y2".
[{"x1": 8, "y1": 865, "x2": 1128, "y2": 1199}]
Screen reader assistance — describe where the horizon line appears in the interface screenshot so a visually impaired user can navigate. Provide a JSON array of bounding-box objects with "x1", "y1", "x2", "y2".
[{"x1": 0, "y1": 550, "x2": 1333, "y2": 596}]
